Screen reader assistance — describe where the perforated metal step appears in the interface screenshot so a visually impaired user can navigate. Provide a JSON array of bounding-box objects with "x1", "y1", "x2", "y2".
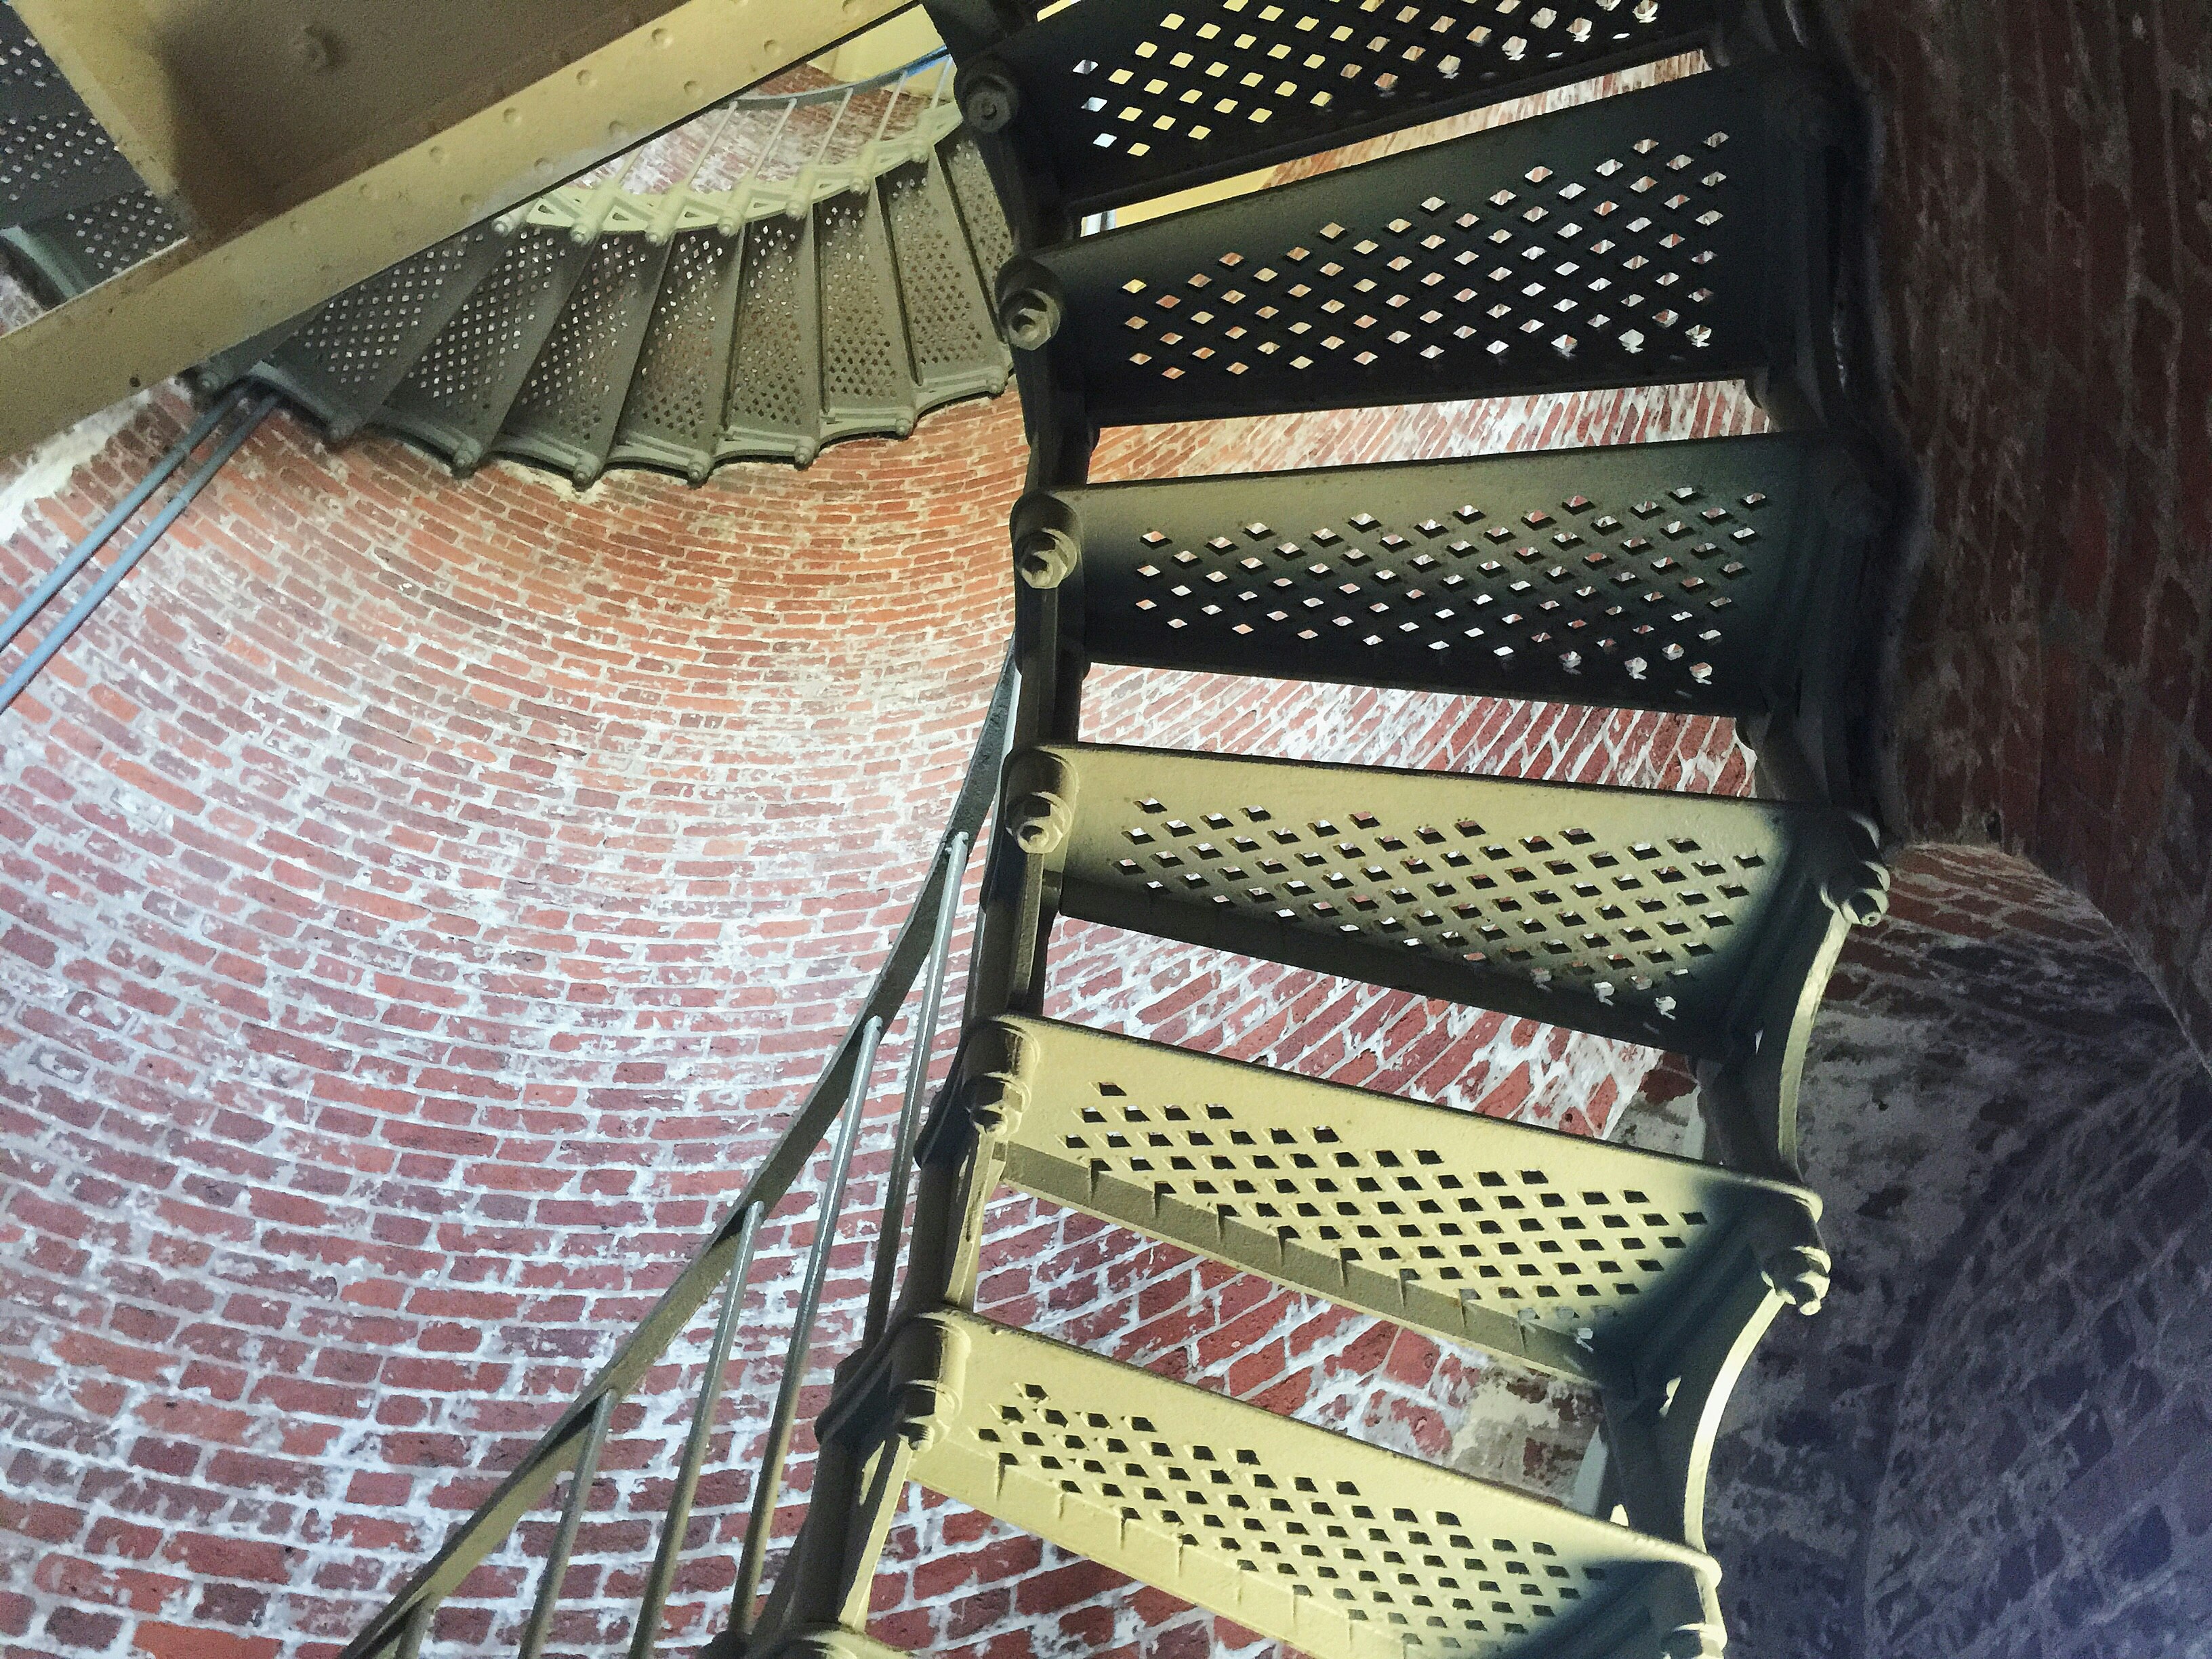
[
  {"x1": 956, "y1": 0, "x2": 1728, "y2": 216},
  {"x1": 0, "y1": 9, "x2": 144, "y2": 228},
  {"x1": 817, "y1": 184, "x2": 922, "y2": 445},
  {"x1": 721, "y1": 212, "x2": 827, "y2": 464},
  {"x1": 608, "y1": 228, "x2": 747, "y2": 482},
  {"x1": 940, "y1": 128, "x2": 1015, "y2": 287},
  {"x1": 1004, "y1": 742, "x2": 1883, "y2": 1174},
  {"x1": 970, "y1": 1013, "x2": 1823, "y2": 1387},
  {"x1": 495, "y1": 232, "x2": 674, "y2": 483},
  {"x1": 883, "y1": 152, "x2": 1010, "y2": 411},
  {"x1": 258, "y1": 228, "x2": 508, "y2": 438},
  {"x1": 1003, "y1": 58, "x2": 1839, "y2": 428},
  {"x1": 378, "y1": 226, "x2": 596, "y2": 470},
  {"x1": 1015, "y1": 741, "x2": 1877, "y2": 1053},
  {"x1": 1022, "y1": 432, "x2": 1878, "y2": 792},
  {"x1": 0, "y1": 188, "x2": 180, "y2": 295},
  {"x1": 889, "y1": 1309, "x2": 1723, "y2": 1658}
]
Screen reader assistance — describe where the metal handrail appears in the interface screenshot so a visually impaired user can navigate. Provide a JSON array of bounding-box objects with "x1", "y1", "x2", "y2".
[
  {"x1": 499, "y1": 47, "x2": 960, "y2": 241},
  {"x1": 332, "y1": 647, "x2": 1017, "y2": 1659},
  {"x1": 0, "y1": 390, "x2": 280, "y2": 718}
]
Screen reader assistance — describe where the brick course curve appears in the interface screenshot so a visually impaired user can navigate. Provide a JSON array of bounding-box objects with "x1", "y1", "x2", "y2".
[{"x1": 0, "y1": 350, "x2": 1757, "y2": 1659}]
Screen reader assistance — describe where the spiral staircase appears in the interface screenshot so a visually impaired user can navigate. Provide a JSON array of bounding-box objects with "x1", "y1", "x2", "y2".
[
  {"x1": 6, "y1": 1, "x2": 1908, "y2": 1655},
  {"x1": 0, "y1": 8, "x2": 1014, "y2": 486}
]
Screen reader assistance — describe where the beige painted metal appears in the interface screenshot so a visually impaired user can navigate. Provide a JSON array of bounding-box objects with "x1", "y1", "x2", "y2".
[
  {"x1": 20, "y1": 1, "x2": 701, "y2": 232},
  {"x1": 0, "y1": 0, "x2": 920, "y2": 462},
  {"x1": 813, "y1": 8, "x2": 946, "y2": 83},
  {"x1": 973, "y1": 1015, "x2": 1826, "y2": 1387},
  {"x1": 754, "y1": 1630, "x2": 912, "y2": 1659},
  {"x1": 901, "y1": 1309, "x2": 1723, "y2": 1658}
]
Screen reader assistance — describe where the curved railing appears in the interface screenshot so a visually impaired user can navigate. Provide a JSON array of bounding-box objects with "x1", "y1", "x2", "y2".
[
  {"x1": 503, "y1": 53, "x2": 960, "y2": 242},
  {"x1": 331, "y1": 651, "x2": 1014, "y2": 1659}
]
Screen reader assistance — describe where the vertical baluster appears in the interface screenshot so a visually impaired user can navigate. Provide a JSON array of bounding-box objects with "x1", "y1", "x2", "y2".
[
  {"x1": 516, "y1": 1392, "x2": 616, "y2": 1659},
  {"x1": 394, "y1": 1597, "x2": 434, "y2": 1659},
  {"x1": 862, "y1": 833, "x2": 972, "y2": 1347},
  {"x1": 729, "y1": 1015, "x2": 886, "y2": 1637},
  {"x1": 625, "y1": 1206, "x2": 764, "y2": 1659}
]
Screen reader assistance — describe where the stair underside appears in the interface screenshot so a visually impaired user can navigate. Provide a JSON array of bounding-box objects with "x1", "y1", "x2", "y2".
[
  {"x1": 1025, "y1": 740, "x2": 1867, "y2": 1054},
  {"x1": 980, "y1": 1015, "x2": 1820, "y2": 1387},
  {"x1": 973, "y1": 0, "x2": 1730, "y2": 216},
  {"x1": 0, "y1": 116, "x2": 1016, "y2": 487},
  {"x1": 1046, "y1": 430, "x2": 1871, "y2": 726},
  {"x1": 1019, "y1": 57, "x2": 1835, "y2": 428}
]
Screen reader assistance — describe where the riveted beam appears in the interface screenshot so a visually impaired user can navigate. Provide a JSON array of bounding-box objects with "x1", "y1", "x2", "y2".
[{"x1": 0, "y1": 0, "x2": 919, "y2": 462}]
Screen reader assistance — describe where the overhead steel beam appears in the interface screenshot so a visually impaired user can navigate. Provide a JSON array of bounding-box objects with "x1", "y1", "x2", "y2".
[{"x1": 0, "y1": 0, "x2": 918, "y2": 462}]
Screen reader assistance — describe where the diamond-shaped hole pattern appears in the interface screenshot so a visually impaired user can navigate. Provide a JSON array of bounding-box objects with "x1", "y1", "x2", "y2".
[
  {"x1": 507, "y1": 236, "x2": 663, "y2": 447},
  {"x1": 727, "y1": 216, "x2": 813, "y2": 436},
  {"x1": 0, "y1": 17, "x2": 66, "y2": 96},
  {"x1": 883, "y1": 159, "x2": 995, "y2": 384},
  {"x1": 1091, "y1": 108, "x2": 1744, "y2": 395},
  {"x1": 1052, "y1": 1083, "x2": 1713, "y2": 1334},
  {"x1": 395, "y1": 229, "x2": 575, "y2": 419},
  {"x1": 281, "y1": 234, "x2": 487, "y2": 395},
  {"x1": 0, "y1": 108, "x2": 125, "y2": 218},
  {"x1": 942, "y1": 132, "x2": 1015, "y2": 285},
  {"x1": 963, "y1": 1370, "x2": 1609, "y2": 1649},
  {"x1": 623, "y1": 229, "x2": 738, "y2": 443},
  {"x1": 817, "y1": 191, "x2": 910, "y2": 411},
  {"x1": 42, "y1": 190, "x2": 181, "y2": 282},
  {"x1": 1050, "y1": 0, "x2": 1697, "y2": 171},
  {"x1": 1092, "y1": 780, "x2": 1778, "y2": 1018},
  {"x1": 1113, "y1": 480, "x2": 1776, "y2": 701}
]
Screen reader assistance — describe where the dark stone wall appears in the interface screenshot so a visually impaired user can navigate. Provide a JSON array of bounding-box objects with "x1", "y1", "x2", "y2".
[
  {"x1": 1689, "y1": 846, "x2": 2212, "y2": 1657},
  {"x1": 1827, "y1": 0, "x2": 2212, "y2": 1057},
  {"x1": 1864, "y1": 1047, "x2": 2212, "y2": 1656}
]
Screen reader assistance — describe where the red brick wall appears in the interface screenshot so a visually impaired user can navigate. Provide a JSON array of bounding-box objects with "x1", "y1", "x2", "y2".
[
  {"x1": 1843, "y1": 0, "x2": 2212, "y2": 1052},
  {"x1": 0, "y1": 340, "x2": 1765, "y2": 1659}
]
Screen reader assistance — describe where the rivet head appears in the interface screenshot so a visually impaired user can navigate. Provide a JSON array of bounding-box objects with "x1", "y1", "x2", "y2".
[
  {"x1": 962, "y1": 68, "x2": 1019, "y2": 134},
  {"x1": 1015, "y1": 527, "x2": 1078, "y2": 590},
  {"x1": 1000, "y1": 287, "x2": 1061, "y2": 351},
  {"x1": 1010, "y1": 791, "x2": 1071, "y2": 856},
  {"x1": 294, "y1": 24, "x2": 340, "y2": 73}
]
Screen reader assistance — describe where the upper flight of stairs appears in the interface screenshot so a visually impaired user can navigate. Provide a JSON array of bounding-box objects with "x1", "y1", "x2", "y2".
[{"x1": 0, "y1": 8, "x2": 1016, "y2": 485}]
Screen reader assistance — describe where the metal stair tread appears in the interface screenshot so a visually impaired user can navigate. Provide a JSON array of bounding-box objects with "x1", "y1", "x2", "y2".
[
  {"x1": 1029, "y1": 430, "x2": 1875, "y2": 743},
  {"x1": 0, "y1": 9, "x2": 144, "y2": 228},
  {"x1": 816, "y1": 181, "x2": 923, "y2": 442},
  {"x1": 608, "y1": 226, "x2": 748, "y2": 482},
  {"x1": 495, "y1": 231, "x2": 675, "y2": 482},
  {"x1": 900, "y1": 1308, "x2": 1722, "y2": 1659},
  {"x1": 258, "y1": 227, "x2": 509, "y2": 438},
  {"x1": 1008, "y1": 57, "x2": 1836, "y2": 428},
  {"x1": 973, "y1": 1013, "x2": 1821, "y2": 1388},
  {"x1": 1015, "y1": 740, "x2": 1877, "y2": 1057},
  {"x1": 377, "y1": 226, "x2": 598, "y2": 469},
  {"x1": 961, "y1": 0, "x2": 1729, "y2": 216}
]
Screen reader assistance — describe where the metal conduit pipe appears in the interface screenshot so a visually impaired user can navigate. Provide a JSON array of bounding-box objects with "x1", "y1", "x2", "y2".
[
  {"x1": 0, "y1": 392, "x2": 279, "y2": 719},
  {"x1": 0, "y1": 386, "x2": 247, "y2": 657}
]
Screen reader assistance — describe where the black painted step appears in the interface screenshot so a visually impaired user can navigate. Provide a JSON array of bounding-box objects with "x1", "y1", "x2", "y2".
[
  {"x1": 954, "y1": 0, "x2": 1734, "y2": 217},
  {"x1": 1002, "y1": 58, "x2": 1841, "y2": 429}
]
